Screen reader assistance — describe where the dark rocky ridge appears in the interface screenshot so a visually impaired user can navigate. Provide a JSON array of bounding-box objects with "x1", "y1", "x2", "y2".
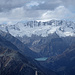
[
  {"x1": 0, "y1": 46, "x2": 45, "y2": 75},
  {"x1": 0, "y1": 35, "x2": 19, "y2": 51},
  {"x1": 0, "y1": 31, "x2": 58, "y2": 75},
  {"x1": 0, "y1": 30, "x2": 40, "y2": 58}
]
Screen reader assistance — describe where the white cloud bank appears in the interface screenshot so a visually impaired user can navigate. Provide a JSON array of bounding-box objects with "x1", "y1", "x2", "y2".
[
  {"x1": 0, "y1": 5, "x2": 75, "y2": 24},
  {"x1": 41, "y1": 6, "x2": 75, "y2": 21}
]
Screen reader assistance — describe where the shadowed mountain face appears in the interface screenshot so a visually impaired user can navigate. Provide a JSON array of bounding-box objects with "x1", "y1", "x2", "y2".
[
  {"x1": 40, "y1": 38, "x2": 69, "y2": 57},
  {"x1": 0, "y1": 20, "x2": 75, "y2": 58},
  {"x1": 0, "y1": 35, "x2": 19, "y2": 51},
  {"x1": 17, "y1": 33, "x2": 59, "y2": 53},
  {"x1": 0, "y1": 31, "x2": 40, "y2": 58},
  {"x1": 40, "y1": 45, "x2": 75, "y2": 75},
  {"x1": 17, "y1": 33, "x2": 75, "y2": 57},
  {"x1": 0, "y1": 46, "x2": 45, "y2": 75},
  {"x1": 0, "y1": 46, "x2": 58, "y2": 75},
  {"x1": 0, "y1": 35, "x2": 43, "y2": 75},
  {"x1": 0, "y1": 30, "x2": 75, "y2": 58},
  {"x1": 0, "y1": 25, "x2": 75, "y2": 75},
  {"x1": 0, "y1": 32, "x2": 58, "y2": 75}
]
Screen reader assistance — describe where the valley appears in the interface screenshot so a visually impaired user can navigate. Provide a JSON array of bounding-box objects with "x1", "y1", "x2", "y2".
[
  {"x1": 0, "y1": 20, "x2": 75, "y2": 75},
  {"x1": 0, "y1": 0, "x2": 75, "y2": 75}
]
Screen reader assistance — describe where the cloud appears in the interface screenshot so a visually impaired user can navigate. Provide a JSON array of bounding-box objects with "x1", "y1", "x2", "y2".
[
  {"x1": 0, "y1": 0, "x2": 32, "y2": 12},
  {"x1": 0, "y1": 5, "x2": 75, "y2": 24},
  {"x1": 0, "y1": 0, "x2": 75, "y2": 23},
  {"x1": 25, "y1": 0, "x2": 61, "y2": 10},
  {"x1": 59, "y1": 0, "x2": 75, "y2": 13},
  {"x1": 61, "y1": 0, "x2": 75, "y2": 6},
  {"x1": 9, "y1": 7, "x2": 45, "y2": 20},
  {"x1": 41, "y1": 6, "x2": 75, "y2": 21},
  {"x1": 26, "y1": 1, "x2": 40, "y2": 9},
  {"x1": 0, "y1": 6, "x2": 46, "y2": 23},
  {"x1": 0, "y1": 0, "x2": 75, "y2": 11},
  {"x1": 0, "y1": 0, "x2": 62, "y2": 12}
]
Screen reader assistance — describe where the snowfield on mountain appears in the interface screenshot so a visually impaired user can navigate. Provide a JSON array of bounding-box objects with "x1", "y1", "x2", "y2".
[{"x1": 0, "y1": 20, "x2": 75, "y2": 37}]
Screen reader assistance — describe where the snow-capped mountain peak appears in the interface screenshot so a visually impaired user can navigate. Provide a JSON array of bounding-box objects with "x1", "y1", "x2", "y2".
[{"x1": 0, "y1": 20, "x2": 75, "y2": 37}]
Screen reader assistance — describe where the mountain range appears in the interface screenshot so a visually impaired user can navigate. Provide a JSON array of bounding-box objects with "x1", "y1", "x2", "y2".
[
  {"x1": 0, "y1": 32, "x2": 57, "y2": 75},
  {"x1": 0, "y1": 20, "x2": 75, "y2": 37},
  {"x1": 0, "y1": 20, "x2": 75, "y2": 75}
]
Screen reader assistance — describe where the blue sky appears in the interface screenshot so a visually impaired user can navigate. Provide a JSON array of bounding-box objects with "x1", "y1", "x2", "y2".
[{"x1": 0, "y1": 0, "x2": 75, "y2": 24}]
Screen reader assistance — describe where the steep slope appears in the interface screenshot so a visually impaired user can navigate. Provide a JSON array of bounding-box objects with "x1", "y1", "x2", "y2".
[
  {"x1": 0, "y1": 30, "x2": 39, "y2": 58},
  {"x1": 0, "y1": 20, "x2": 75, "y2": 57},
  {"x1": 41, "y1": 45, "x2": 75, "y2": 75},
  {"x1": 0, "y1": 46, "x2": 45, "y2": 75},
  {"x1": 0, "y1": 35, "x2": 19, "y2": 51},
  {"x1": 17, "y1": 33, "x2": 59, "y2": 53},
  {"x1": 0, "y1": 36, "x2": 57, "y2": 75},
  {"x1": 40, "y1": 37, "x2": 69, "y2": 57},
  {"x1": 18, "y1": 35, "x2": 75, "y2": 57}
]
